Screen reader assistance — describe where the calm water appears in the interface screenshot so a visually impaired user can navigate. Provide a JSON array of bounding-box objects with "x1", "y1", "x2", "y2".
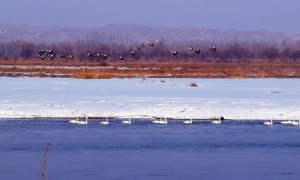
[{"x1": 0, "y1": 119, "x2": 300, "y2": 180}]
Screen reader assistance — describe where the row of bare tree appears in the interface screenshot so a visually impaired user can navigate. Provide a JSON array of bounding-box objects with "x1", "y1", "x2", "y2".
[{"x1": 0, "y1": 39, "x2": 300, "y2": 63}]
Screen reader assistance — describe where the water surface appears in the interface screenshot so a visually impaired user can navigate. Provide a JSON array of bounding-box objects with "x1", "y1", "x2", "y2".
[{"x1": 0, "y1": 119, "x2": 300, "y2": 180}]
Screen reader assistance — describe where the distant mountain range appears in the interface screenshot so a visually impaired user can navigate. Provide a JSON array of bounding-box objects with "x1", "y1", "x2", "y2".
[{"x1": 0, "y1": 24, "x2": 299, "y2": 44}]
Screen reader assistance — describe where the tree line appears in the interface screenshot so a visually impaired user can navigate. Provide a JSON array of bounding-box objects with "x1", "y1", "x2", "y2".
[{"x1": 0, "y1": 38, "x2": 300, "y2": 63}]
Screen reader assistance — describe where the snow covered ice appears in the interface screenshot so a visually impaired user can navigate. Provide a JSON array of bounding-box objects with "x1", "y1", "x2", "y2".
[{"x1": 1, "y1": 77, "x2": 300, "y2": 120}]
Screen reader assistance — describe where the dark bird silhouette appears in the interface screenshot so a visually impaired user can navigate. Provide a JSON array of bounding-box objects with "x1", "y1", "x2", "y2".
[
  {"x1": 37, "y1": 50, "x2": 45, "y2": 58},
  {"x1": 38, "y1": 50, "x2": 46, "y2": 54},
  {"x1": 50, "y1": 54, "x2": 55, "y2": 60},
  {"x1": 211, "y1": 46, "x2": 217, "y2": 52},
  {"x1": 86, "y1": 52, "x2": 93, "y2": 57},
  {"x1": 47, "y1": 50, "x2": 53, "y2": 56},
  {"x1": 148, "y1": 43, "x2": 154, "y2": 47},
  {"x1": 171, "y1": 51, "x2": 179, "y2": 56},
  {"x1": 188, "y1": 46, "x2": 194, "y2": 51},
  {"x1": 102, "y1": 54, "x2": 107, "y2": 59},
  {"x1": 130, "y1": 51, "x2": 136, "y2": 56},
  {"x1": 117, "y1": 57, "x2": 125, "y2": 61},
  {"x1": 95, "y1": 53, "x2": 102, "y2": 57},
  {"x1": 37, "y1": 53, "x2": 46, "y2": 60},
  {"x1": 195, "y1": 49, "x2": 202, "y2": 54},
  {"x1": 60, "y1": 55, "x2": 73, "y2": 59}
]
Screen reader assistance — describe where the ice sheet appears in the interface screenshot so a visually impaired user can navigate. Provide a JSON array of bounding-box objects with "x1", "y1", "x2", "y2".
[{"x1": 0, "y1": 77, "x2": 300, "y2": 120}]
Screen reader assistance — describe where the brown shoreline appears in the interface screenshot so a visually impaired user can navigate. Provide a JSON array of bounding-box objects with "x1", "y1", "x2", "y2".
[{"x1": 0, "y1": 60, "x2": 300, "y2": 79}]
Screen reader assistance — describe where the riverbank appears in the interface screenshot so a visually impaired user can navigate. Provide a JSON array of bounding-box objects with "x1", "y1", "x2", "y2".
[{"x1": 1, "y1": 62, "x2": 300, "y2": 78}]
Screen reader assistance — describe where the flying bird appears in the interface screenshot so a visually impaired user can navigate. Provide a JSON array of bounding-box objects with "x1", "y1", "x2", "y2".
[
  {"x1": 195, "y1": 49, "x2": 202, "y2": 54},
  {"x1": 37, "y1": 50, "x2": 46, "y2": 58},
  {"x1": 171, "y1": 51, "x2": 179, "y2": 56},
  {"x1": 211, "y1": 46, "x2": 217, "y2": 52},
  {"x1": 86, "y1": 52, "x2": 93, "y2": 57},
  {"x1": 47, "y1": 50, "x2": 53, "y2": 56},
  {"x1": 117, "y1": 57, "x2": 125, "y2": 60},
  {"x1": 59, "y1": 55, "x2": 73, "y2": 59},
  {"x1": 38, "y1": 50, "x2": 46, "y2": 54},
  {"x1": 130, "y1": 51, "x2": 136, "y2": 56},
  {"x1": 37, "y1": 53, "x2": 46, "y2": 60},
  {"x1": 188, "y1": 46, "x2": 194, "y2": 51},
  {"x1": 102, "y1": 54, "x2": 108, "y2": 59},
  {"x1": 95, "y1": 53, "x2": 102, "y2": 57},
  {"x1": 148, "y1": 43, "x2": 154, "y2": 47},
  {"x1": 50, "y1": 54, "x2": 55, "y2": 60}
]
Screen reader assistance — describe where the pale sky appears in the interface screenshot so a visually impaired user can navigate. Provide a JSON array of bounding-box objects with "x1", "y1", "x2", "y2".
[{"x1": 0, "y1": 0, "x2": 299, "y2": 33}]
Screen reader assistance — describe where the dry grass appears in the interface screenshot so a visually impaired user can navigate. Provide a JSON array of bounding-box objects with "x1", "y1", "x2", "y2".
[
  {"x1": 73, "y1": 69, "x2": 96, "y2": 79},
  {"x1": 42, "y1": 143, "x2": 49, "y2": 180},
  {"x1": 1, "y1": 59, "x2": 300, "y2": 79},
  {"x1": 188, "y1": 82, "x2": 198, "y2": 87}
]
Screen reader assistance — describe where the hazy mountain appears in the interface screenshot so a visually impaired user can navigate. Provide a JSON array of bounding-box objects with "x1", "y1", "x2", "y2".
[{"x1": 0, "y1": 24, "x2": 299, "y2": 44}]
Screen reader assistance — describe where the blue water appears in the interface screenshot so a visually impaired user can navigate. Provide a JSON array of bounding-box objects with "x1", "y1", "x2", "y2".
[{"x1": 0, "y1": 119, "x2": 300, "y2": 180}]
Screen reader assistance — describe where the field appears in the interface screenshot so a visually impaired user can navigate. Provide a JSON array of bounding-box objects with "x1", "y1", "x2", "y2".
[{"x1": 1, "y1": 58, "x2": 300, "y2": 79}]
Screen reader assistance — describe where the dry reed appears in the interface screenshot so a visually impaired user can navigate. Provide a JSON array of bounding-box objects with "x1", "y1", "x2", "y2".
[
  {"x1": 188, "y1": 82, "x2": 198, "y2": 87},
  {"x1": 1, "y1": 61, "x2": 300, "y2": 79},
  {"x1": 42, "y1": 143, "x2": 49, "y2": 180}
]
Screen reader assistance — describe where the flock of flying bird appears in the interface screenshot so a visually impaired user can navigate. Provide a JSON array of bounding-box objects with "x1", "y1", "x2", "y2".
[
  {"x1": 36, "y1": 43, "x2": 217, "y2": 61},
  {"x1": 37, "y1": 50, "x2": 73, "y2": 60}
]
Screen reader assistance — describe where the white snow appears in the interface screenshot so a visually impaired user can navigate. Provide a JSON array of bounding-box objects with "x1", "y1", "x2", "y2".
[{"x1": 0, "y1": 77, "x2": 300, "y2": 120}]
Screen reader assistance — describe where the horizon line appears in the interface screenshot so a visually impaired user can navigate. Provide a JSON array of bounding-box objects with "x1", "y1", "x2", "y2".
[{"x1": 0, "y1": 23, "x2": 295, "y2": 34}]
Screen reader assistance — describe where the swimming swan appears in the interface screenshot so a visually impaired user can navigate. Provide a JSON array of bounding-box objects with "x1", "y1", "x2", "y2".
[
  {"x1": 153, "y1": 116, "x2": 167, "y2": 124},
  {"x1": 212, "y1": 117, "x2": 221, "y2": 124},
  {"x1": 291, "y1": 117, "x2": 299, "y2": 125},
  {"x1": 183, "y1": 117, "x2": 193, "y2": 124},
  {"x1": 264, "y1": 118, "x2": 273, "y2": 125},
  {"x1": 69, "y1": 117, "x2": 79, "y2": 124},
  {"x1": 77, "y1": 117, "x2": 88, "y2": 125},
  {"x1": 280, "y1": 117, "x2": 293, "y2": 124},
  {"x1": 100, "y1": 117, "x2": 109, "y2": 125},
  {"x1": 122, "y1": 117, "x2": 132, "y2": 124},
  {"x1": 153, "y1": 116, "x2": 162, "y2": 124}
]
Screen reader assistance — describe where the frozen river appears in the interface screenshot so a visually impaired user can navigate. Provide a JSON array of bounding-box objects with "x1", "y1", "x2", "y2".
[{"x1": 0, "y1": 77, "x2": 300, "y2": 120}]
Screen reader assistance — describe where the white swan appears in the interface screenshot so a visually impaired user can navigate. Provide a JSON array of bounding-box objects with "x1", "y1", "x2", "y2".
[
  {"x1": 122, "y1": 117, "x2": 132, "y2": 124},
  {"x1": 183, "y1": 117, "x2": 193, "y2": 124},
  {"x1": 160, "y1": 117, "x2": 168, "y2": 124},
  {"x1": 153, "y1": 116, "x2": 162, "y2": 124},
  {"x1": 153, "y1": 116, "x2": 167, "y2": 124},
  {"x1": 212, "y1": 117, "x2": 221, "y2": 124},
  {"x1": 291, "y1": 117, "x2": 299, "y2": 125},
  {"x1": 100, "y1": 117, "x2": 109, "y2": 125},
  {"x1": 69, "y1": 116, "x2": 78, "y2": 124},
  {"x1": 280, "y1": 117, "x2": 293, "y2": 124},
  {"x1": 264, "y1": 118, "x2": 273, "y2": 125},
  {"x1": 77, "y1": 117, "x2": 88, "y2": 125}
]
